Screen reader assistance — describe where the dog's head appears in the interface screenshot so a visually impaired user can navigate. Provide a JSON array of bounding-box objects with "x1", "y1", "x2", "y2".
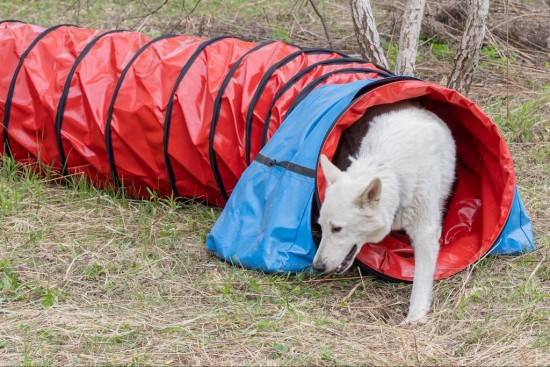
[{"x1": 312, "y1": 155, "x2": 389, "y2": 274}]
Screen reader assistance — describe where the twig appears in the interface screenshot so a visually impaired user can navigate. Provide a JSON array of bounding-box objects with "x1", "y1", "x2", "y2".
[
  {"x1": 340, "y1": 282, "x2": 362, "y2": 303},
  {"x1": 412, "y1": 332, "x2": 421, "y2": 364},
  {"x1": 74, "y1": 0, "x2": 81, "y2": 25},
  {"x1": 308, "y1": 0, "x2": 333, "y2": 48},
  {"x1": 60, "y1": 251, "x2": 90, "y2": 284},
  {"x1": 489, "y1": 12, "x2": 549, "y2": 32},
  {"x1": 182, "y1": 0, "x2": 203, "y2": 20},
  {"x1": 116, "y1": 0, "x2": 169, "y2": 30},
  {"x1": 525, "y1": 254, "x2": 546, "y2": 289},
  {"x1": 262, "y1": 7, "x2": 270, "y2": 26},
  {"x1": 167, "y1": 0, "x2": 204, "y2": 34}
]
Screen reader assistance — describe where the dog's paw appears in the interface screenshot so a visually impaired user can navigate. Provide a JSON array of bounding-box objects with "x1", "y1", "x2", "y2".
[{"x1": 399, "y1": 315, "x2": 428, "y2": 327}]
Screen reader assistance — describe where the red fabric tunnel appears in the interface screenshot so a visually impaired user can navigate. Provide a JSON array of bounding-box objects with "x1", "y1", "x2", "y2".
[
  {"x1": 0, "y1": 21, "x2": 521, "y2": 281},
  {"x1": 0, "y1": 21, "x2": 389, "y2": 206}
]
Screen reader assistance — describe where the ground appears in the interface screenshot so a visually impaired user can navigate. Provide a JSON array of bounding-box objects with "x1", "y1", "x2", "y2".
[{"x1": 0, "y1": 0, "x2": 548, "y2": 365}]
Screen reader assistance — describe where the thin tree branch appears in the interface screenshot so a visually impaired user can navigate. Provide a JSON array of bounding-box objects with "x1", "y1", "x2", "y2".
[
  {"x1": 182, "y1": 0, "x2": 203, "y2": 20},
  {"x1": 308, "y1": 0, "x2": 333, "y2": 48},
  {"x1": 115, "y1": 0, "x2": 170, "y2": 30},
  {"x1": 167, "y1": 0, "x2": 203, "y2": 34}
]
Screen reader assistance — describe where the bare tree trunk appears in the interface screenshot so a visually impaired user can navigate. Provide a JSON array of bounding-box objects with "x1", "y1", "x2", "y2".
[
  {"x1": 395, "y1": 0, "x2": 426, "y2": 76},
  {"x1": 350, "y1": 0, "x2": 389, "y2": 69},
  {"x1": 447, "y1": 0, "x2": 490, "y2": 94}
]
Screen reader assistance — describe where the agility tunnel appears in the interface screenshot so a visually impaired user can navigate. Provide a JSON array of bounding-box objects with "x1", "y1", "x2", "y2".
[{"x1": 0, "y1": 20, "x2": 535, "y2": 282}]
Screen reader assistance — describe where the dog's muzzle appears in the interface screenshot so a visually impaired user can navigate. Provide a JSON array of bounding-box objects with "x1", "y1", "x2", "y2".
[{"x1": 334, "y1": 244, "x2": 358, "y2": 274}]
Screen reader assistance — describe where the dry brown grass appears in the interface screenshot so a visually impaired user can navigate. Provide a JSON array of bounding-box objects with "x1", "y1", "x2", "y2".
[
  {"x1": 0, "y1": 162, "x2": 548, "y2": 365},
  {"x1": 1, "y1": 0, "x2": 549, "y2": 365}
]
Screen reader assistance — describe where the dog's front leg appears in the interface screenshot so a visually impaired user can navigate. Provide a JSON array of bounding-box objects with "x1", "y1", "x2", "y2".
[{"x1": 400, "y1": 224, "x2": 441, "y2": 326}]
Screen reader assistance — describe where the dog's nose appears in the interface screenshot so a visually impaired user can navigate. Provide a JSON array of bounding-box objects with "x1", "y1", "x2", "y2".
[{"x1": 311, "y1": 261, "x2": 326, "y2": 273}]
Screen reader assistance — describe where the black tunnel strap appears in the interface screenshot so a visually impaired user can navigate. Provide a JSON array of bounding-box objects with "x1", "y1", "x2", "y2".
[
  {"x1": 55, "y1": 29, "x2": 126, "y2": 176},
  {"x1": 286, "y1": 67, "x2": 390, "y2": 117},
  {"x1": 260, "y1": 61, "x2": 392, "y2": 147},
  {"x1": 208, "y1": 41, "x2": 276, "y2": 201},
  {"x1": 2, "y1": 23, "x2": 76, "y2": 159},
  {"x1": 350, "y1": 75, "x2": 420, "y2": 101},
  {"x1": 163, "y1": 36, "x2": 233, "y2": 198},
  {"x1": 105, "y1": 34, "x2": 178, "y2": 190},
  {"x1": 0, "y1": 20, "x2": 25, "y2": 25},
  {"x1": 371, "y1": 62, "x2": 394, "y2": 76},
  {"x1": 255, "y1": 153, "x2": 316, "y2": 178},
  {"x1": 244, "y1": 48, "x2": 350, "y2": 166}
]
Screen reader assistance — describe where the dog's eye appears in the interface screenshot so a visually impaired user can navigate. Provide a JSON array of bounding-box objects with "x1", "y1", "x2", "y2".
[{"x1": 331, "y1": 226, "x2": 342, "y2": 233}]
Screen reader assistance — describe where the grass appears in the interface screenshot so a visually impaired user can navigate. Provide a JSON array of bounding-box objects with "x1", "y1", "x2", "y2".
[
  {"x1": 485, "y1": 91, "x2": 550, "y2": 144},
  {"x1": 1, "y1": 0, "x2": 549, "y2": 365}
]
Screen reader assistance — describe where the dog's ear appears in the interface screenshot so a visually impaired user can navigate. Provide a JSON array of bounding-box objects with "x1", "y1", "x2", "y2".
[
  {"x1": 320, "y1": 154, "x2": 342, "y2": 185},
  {"x1": 355, "y1": 177, "x2": 382, "y2": 209}
]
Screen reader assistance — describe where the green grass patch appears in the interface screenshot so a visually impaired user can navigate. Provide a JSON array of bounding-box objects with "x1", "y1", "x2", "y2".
[
  {"x1": 429, "y1": 42, "x2": 453, "y2": 60},
  {"x1": 485, "y1": 90, "x2": 549, "y2": 143}
]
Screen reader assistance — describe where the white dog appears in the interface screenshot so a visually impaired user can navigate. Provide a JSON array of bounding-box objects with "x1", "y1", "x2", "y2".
[{"x1": 313, "y1": 104, "x2": 456, "y2": 325}]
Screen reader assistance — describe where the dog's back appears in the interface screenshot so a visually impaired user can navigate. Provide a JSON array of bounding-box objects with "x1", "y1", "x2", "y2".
[{"x1": 356, "y1": 106, "x2": 456, "y2": 216}]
